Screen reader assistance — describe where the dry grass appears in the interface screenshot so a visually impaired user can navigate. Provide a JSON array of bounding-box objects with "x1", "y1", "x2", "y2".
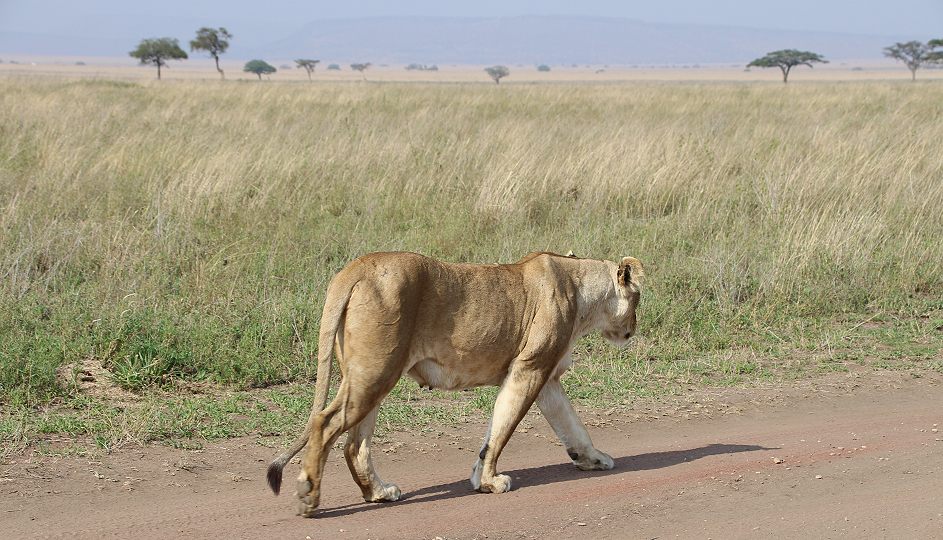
[
  {"x1": 1, "y1": 77, "x2": 941, "y2": 417},
  {"x1": 3, "y1": 57, "x2": 942, "y2": 83}
]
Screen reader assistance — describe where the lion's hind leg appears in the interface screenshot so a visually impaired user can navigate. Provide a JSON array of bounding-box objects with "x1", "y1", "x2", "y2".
[
  {"x1": 295, "y1": 382, "x2": 349, "y2": 517},
  {"x1": 296, "y1": 359, "x2": 403, "y2": 517},
  {"x1": 296, "y1": 379, "x2": 389, "y2": 516},
  {"x1": 344, "y1": 404, "x2": 401, "y2": 503}
]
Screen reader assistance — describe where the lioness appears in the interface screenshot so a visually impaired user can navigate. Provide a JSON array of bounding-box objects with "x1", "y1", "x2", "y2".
[{"x1": 267, "y1": 251, "x2": 644, "y2": 516}]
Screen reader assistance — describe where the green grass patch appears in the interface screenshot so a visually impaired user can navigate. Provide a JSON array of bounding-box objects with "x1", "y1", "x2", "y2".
[{"x1": 2, "y1": 304, "x2": 941, "y2": 457}]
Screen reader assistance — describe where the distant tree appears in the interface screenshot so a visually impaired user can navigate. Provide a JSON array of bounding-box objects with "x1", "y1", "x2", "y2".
[
  {"x1": 295, "y1": 59, "x2": 320, "y2": 80},
  {"x1": 747, "y1": 50, "x2": 827, "y2": 83},
  {"x1": 926, "y1": 38, "x2": 943, "y2": 63},
  {"x1": 884, "y1": 41, "x2": 934, "y2": 81},
  {"x1": 350, "y1": 62, "x2": 371, "y2": 80},
  {"x1": 189, "y1": 27, "x2": 232, "y2": 79},
  {"x1": 129, "y1": 38, "x2": 188, "y2": 80},
  {"x1": 406, "y1": 63, "x2": 438, "y2": 71},
  {"x1": 243, "y1": 59, "x2": 276, "y2": 80},
  {"x1": 327, "y1": 64, "x2": 341, "y2": 70},
  {"x1": 537, "y1": 64, "x2": 551, "y2": 72},
  {"x1": 485, "y1": 65, "x2": 510, "y2": 84}
]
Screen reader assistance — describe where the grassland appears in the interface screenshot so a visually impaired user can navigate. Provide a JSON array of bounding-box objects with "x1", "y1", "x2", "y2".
[
  {"x1": 1, "y1": 78, "x2": 942, "y2": 455},
  {"x1": 4, "y1": 57, "x2": 943, "y2": 84}
]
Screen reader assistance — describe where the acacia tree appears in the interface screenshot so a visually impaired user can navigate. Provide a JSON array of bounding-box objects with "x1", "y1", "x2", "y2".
[
  {"x1": 295, "y1": 59, "x2": 320, "y2": 80},
  {"x1": 747, "y1": 50, "x2": 827, "y2": 83},
  {"x1": 884, "y1": 41, "x2": 935, "y2": 81},
  {"x1": 190, "y1": 27, "x2": 232, "y2": 79},
  {"x1": 244, "y1": 59, "x2": 276, "y2": 80},
  {"x1": 485, "y1": 65, "x2": 510, "y2": 84},
  {"x1": 350, "y1": 62, "x2": 371, "y2": 80},
  {"x1": 926, "y1": 38, "x2": 943, "y2": 63},
  {"x1": 129, "y1": 38, "x2": 188, "y2": 79}
]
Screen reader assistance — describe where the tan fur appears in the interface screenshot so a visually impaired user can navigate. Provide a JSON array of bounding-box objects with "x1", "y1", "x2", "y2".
[{"x1": 266, "y1": 251, "x2": 643, "y2": 516}]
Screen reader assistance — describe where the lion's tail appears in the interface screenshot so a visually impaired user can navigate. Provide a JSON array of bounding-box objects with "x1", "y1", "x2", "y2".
[{"x1": 266, "y1": 271, "x2": 358, "y2": 495}]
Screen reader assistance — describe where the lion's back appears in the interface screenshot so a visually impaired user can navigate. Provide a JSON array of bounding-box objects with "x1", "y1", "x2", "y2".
[{"x1": 334, "y1": 252, "x2": 541, "y2": 357}]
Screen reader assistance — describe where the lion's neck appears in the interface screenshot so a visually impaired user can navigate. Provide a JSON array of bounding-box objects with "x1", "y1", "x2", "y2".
[{"x1": 572, "y1": 261, "x2": 617, "y2": 338}]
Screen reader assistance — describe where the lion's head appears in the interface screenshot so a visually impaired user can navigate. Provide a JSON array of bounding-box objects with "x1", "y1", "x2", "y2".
[{"x1": 601, "y1": 256, "x2": 644, "y2": 346}]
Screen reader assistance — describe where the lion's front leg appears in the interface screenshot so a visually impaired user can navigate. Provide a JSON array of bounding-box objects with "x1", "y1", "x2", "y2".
[
  {"x1": 469, "y1": 420, "x2": 490, "y2": 491},
  {"x1": 472, "y1": 365, "x2": 551, "y2": 494},
  {"x1": 537, "y1": 379, "x2": 614, "y2": 471}
]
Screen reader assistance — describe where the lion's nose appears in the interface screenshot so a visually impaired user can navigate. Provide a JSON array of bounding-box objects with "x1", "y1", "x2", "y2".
[{"x1": 624, "y1": 332, "x2": 633, "y2": 339}]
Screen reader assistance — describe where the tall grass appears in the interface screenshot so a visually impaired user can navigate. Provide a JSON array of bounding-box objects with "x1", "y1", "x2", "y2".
[{"x1": 1, "y1": 78, "x2": 941, "y2": 406}]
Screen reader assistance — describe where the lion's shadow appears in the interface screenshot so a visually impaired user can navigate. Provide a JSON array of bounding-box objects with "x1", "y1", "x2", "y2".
[{"x1": 315, "y1": 443, "x2": 772, "y2": 519}]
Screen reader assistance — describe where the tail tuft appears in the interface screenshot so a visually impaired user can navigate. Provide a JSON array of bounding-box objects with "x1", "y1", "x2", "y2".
[{"x1": 267, "y1": 461, "x2": 284, "y2": 495}]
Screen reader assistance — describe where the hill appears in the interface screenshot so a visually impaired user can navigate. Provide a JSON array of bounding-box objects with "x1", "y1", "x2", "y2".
[
  {"x1": 257, "y1": 15, "x2": 902, "y2": 64},
  {"x1": 0, "y1": 15, "x2": 905, "y2": 64}
]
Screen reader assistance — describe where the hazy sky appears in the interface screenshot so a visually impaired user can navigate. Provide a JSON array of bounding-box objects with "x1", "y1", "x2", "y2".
[
  {"x1": 1, "y1": 0, "x2": 940, "y2": 60},
  {"x1": 2, "y1": 0, "x2": 940, "y2": 38}
]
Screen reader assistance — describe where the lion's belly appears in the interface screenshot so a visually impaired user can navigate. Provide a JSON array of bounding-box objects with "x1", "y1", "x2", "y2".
[{"x1": 405, "y1": 342, "x2": 510, "y2": 390}]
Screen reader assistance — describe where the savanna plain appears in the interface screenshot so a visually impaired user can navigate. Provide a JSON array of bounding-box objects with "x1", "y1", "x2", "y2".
[{"x1": 1, "y1": 77, "x2": 943, "y2": 537}]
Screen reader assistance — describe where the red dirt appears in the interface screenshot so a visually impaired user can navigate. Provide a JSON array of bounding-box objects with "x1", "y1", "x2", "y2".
[{"x1": 3, "y1": 370, "x2": 942, "y2": 539}]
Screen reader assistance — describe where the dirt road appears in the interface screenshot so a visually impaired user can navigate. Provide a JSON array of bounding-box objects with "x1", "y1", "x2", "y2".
[{"x1": 3, "y1": 371, "x2": 942, "y2": 539}]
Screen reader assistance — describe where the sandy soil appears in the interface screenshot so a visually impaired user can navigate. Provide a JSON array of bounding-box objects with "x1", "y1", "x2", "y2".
[{"x1": 2, "y1": 370, "x2": 942, "y2": 539}]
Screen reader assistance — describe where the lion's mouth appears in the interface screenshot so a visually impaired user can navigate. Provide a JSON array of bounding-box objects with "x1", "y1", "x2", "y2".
[{"x1": 602, "y1": 331, "x2": 633, "y2": 346}]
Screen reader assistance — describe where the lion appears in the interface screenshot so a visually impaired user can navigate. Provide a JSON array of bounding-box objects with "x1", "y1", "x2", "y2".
[{"x1": 266, "y1": 251, "x2": 644, "y2": 516}]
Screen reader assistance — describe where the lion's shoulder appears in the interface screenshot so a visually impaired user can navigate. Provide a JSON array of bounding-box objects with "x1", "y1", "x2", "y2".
[{"x1": 513, "y1": 251, "x2": 579, "y2": 265}]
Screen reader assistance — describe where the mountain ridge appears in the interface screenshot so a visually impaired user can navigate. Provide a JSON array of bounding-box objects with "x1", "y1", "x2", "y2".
[{"x1": 0, "y1": 15, "x2": 909, "y2": 64}]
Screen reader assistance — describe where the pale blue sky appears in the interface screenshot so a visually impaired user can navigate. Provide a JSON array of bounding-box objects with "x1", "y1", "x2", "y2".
[
  {"x1": 0, "y1": 0, "x2": 939, "y2": 58},
  {"x1": 2, "y1": 0, "x2": 940, "y2": 36}
]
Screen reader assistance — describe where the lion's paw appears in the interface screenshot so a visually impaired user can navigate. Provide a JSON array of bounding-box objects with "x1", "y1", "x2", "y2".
[
  {"x1": 574, "y1": 449, "x2": 614, "y2": 471},
  {"x1": 366, "y1": 483, "x2": 401, "y2": 503},
  {"x1": 479, "y1": 473, "x2": 512, "y2": 494},
  {"x1": 469, "y1": 459, "x2": 483, "y2": 490},
  {"x1": 295, "y1": 474, "x2": 319, "y2": 517}
]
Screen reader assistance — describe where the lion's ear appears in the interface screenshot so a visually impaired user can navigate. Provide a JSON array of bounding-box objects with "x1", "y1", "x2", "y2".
[{"x1": 617, "y1": 256, "x2": 644, "y2": 291}]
